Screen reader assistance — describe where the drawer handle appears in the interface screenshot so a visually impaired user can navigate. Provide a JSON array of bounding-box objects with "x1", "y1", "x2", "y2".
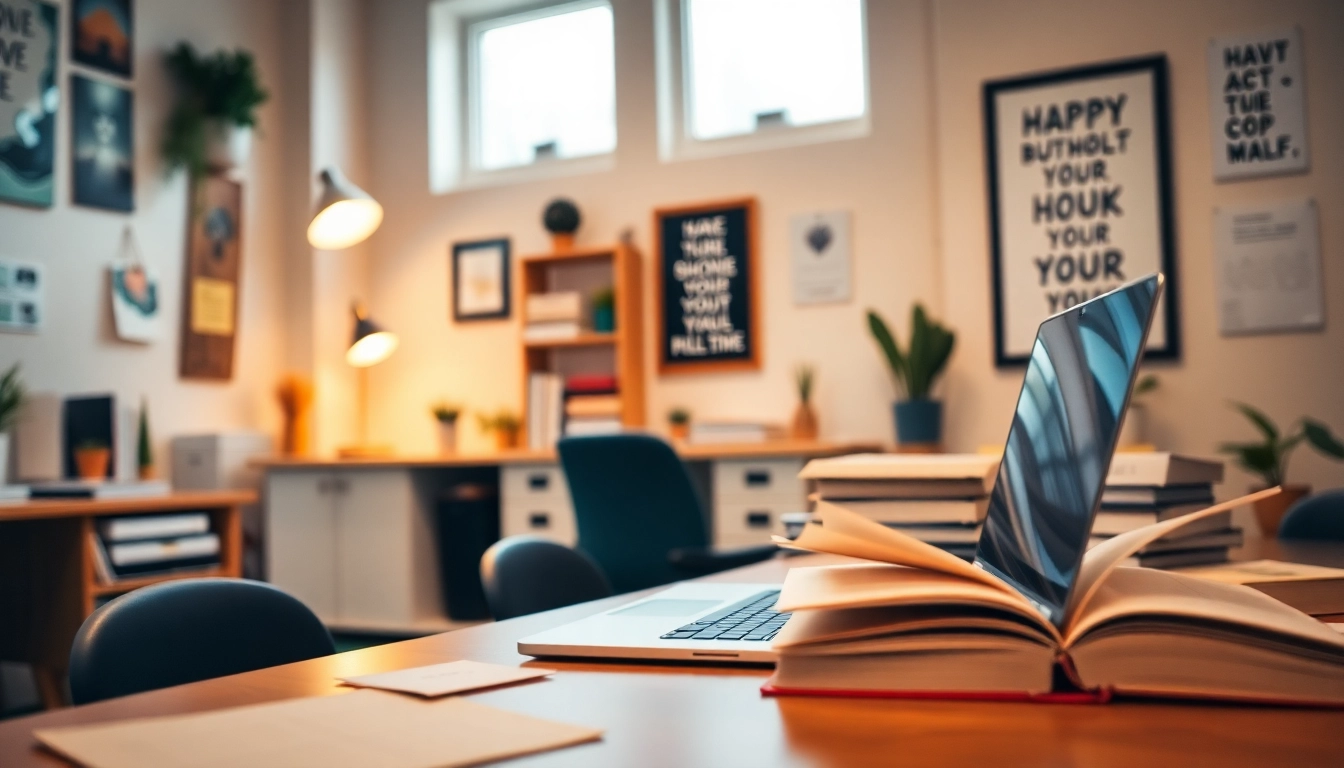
[
  {"x1": 744, "y1": 470, "x2": 771, "y2": 487},
  {"x1": 528, "y1": 474, "x2": 551, "y2": 491},
  {"x1": 528, "y1": 512, "x2": 551, "y2": 529},
  {"x1": 746, "y1": 511, "x2": 771, "y2": 528}
]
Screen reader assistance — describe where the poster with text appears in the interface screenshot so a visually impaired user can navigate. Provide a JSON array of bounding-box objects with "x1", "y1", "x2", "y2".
[
  {"x1": 1213, "y1": 199, "x2": 1322, "y2": 336},
  {"x1": 984, "y1": 56, "x2": 1178, "y2": 366},
  {"x1": 656, "y1": 198, "x2": 759, "y2": 374},
  {"x1": 0, "y1": 1, "x2": 59, "y2": 208},
  {"x1": 1208, "y1": 27, "x2": 1307, "y2": 181}
]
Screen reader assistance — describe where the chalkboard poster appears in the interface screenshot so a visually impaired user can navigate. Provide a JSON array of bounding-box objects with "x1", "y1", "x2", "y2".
[
  {"x1": 655, "y1": 197, "x2": 760, "y2": 374},
  {"x1": 984, "y1": 56, "x2": 1178, "y2": 366}
]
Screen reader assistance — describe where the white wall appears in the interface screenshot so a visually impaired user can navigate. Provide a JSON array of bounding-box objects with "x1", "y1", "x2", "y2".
[
  {"x1": 0, "y1": 0, "x2": 298, "y2": 470},
  {"x1": 364, "y1": 0, "x2": 941, "y2": 454},
  {"x1": 931, "y1": 0, "x2": 1344, "y2": 503}
]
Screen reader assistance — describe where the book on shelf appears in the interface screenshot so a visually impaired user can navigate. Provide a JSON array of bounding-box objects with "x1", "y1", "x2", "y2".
[
  {"x1": 525, "y1": 292, "x2": 583, "y2": 323},
  {"x1": 1105, "y1": 452, "x2": 1224, "y2": 487},
  {"x1": 0, "y1": 484, "x2": 29, "y2": 502},
  {"x1": 826, "y1": 497, "x2": 989, "y2": 526},
  {"x1": 802, "y1": 453, "x2": 999, "y2": 500},
  {"x1": 1175, "y1": 559, "x2": 1344, "y2": 617},
  {"x1": 564, "y1": 395, "x2": 622, "y2": 418},
  {"x1": 687, "y1": 422, "x2": 786, "y2": 445},
  {"x1": 766, "y1": 497, "x2": 1344, "y2": 705},
  {"x1": 29, "y1": 479, "x2": 170, "y2": 500},
  {"x1": 1090, "y1": 506, "x2": 1228, "y2": 536},
  {"x1": 527, "y1": 373, "x2": 565, "y2": 449},
  {"x1": 522, "y1": 322, "x2": 583, "y2": 342},
  {"x1": 563, "y1": 417, "x2": 624, "y2": 438},
  {"x1": 565, "y1": 374, "x2": 618, "y2": 394},
  {"x1": 91, "y1": 531, "x2": 222, "y2": 583},
  {"x1": 1100, "y1": 485, "x2": 1215, "y2": 507},
  {"x1": 99, "y1": 512, "x2": 211, "y2": 542}
]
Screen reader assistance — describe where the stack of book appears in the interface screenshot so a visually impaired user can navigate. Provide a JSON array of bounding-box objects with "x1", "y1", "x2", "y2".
[
  {"x1": 522, "y1": 292, "x2": 584, "y2": 341},
  {"x1": 1096, "y1": 453, "x2": 1237, "y2": 569},
  {"x1": 526, "y1": 372, "x2": 565, "y2": 449},
  {"x1": 562, "y1": 374, "x2": 622, "y2": 438},
  {"x1": 29, "y1": 479, "x2": 170, "y2": 499},
  {"x1": 688, "y1": 421, "x2": 786, "y2": 445},
  {"x1": 90, "y1": 512, "x2": 221, "y2": 585},
  {"x1": 799, "y1": 454, "x2": 1000, "y2": 561}
]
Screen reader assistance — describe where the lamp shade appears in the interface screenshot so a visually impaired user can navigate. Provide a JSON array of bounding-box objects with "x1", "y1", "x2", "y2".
[
  {"x1": 308, "y1": 167, "x2": 384, "y2": 250},
  {"x1": 347, "y1": 304, "x2": 399, "y2": 368}
]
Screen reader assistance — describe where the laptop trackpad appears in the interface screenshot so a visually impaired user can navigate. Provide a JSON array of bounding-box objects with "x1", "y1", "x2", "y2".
[{"x1": 610, "y1": 599, "x2": 721, "y2": 617}]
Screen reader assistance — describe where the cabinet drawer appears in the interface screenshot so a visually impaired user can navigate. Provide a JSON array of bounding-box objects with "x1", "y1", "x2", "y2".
[
  {"x1": 501, "y1": 463, "x2": 569, "y2": 501},
  {"x1": 712, "y1": 458, "x2": 805, "y2": 501},
  {"x1": 713, "y1": 500, "x2": 802, "y2": 546},
  {"x1": 501, "y1": 495, "x2": 576, "y2": 546}
]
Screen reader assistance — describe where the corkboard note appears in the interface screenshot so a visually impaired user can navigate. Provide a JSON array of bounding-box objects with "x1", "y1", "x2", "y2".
[{"x1": 180, "y1": 175, "x2": 242, "y2": 379}]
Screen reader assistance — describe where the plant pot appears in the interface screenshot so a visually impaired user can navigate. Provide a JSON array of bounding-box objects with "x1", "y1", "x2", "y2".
[
  {"x1": 1117, "y1": 403, "x2": 1146, "y2": 448},
  {"x1": 791, "y1": 403, "x2": 819, "y2": 441},
  {"x1": 0, "y1": 432, "x2": 9, "y2": 486},
  {"x1": 205, "y1": 121, "x2": 253, "y2": 172},
  {"x1": 550, "y1": 233, "x2": 575, "y2": 252},
  {"x1": 75, "y1": 448, "x2": 110, "y2": 481},
  {"x1": 1254, "y1": 484, "x2": 1311, "y2": 538},
  {"x1": 593, "y1": 306, "x2": 615, "y2": 333},
  {"x1": 669, "y1": 423, "x2": 690, "y2": 441},
  {"x1": 437, "y1": 421, "x2": 459, "y2": 455},
  {"x1": 496, "y1": 428, "x2": 520, "y2": 451},
  {"x1": 894, "y1": 399, "x2": 942, "y2": 446}
]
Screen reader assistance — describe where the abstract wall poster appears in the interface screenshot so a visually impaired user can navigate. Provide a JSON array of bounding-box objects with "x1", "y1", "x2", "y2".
[
  {"x1": 0, "y1": 257, "x2": 44, "y2": 333},
  {"x1": 71, "y1": 73, "x2": 134, "y2": 211},
  {"x1": 984, "y1": 56, "x2": 1178, "y2": 366},
  {"x1": 452, "y1": 238, "x2": 511, "y2": 322},
  {"x1": 110, "y1": 263, "x2": 160, "y2": 343},
  {"x1": 790, "y1": 210, "x2": 852, "y2": 305},
  {"x1": 0, "y1": 1, "x2": 59, "y2": 208},
  {"x1": 71, "y1": 0, "x2": 133, "y2": 78}
]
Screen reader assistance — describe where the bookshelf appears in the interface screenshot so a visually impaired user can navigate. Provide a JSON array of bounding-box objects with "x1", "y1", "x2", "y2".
[{"x1": 520, "y1": 243, "x2": 645, "y2": 446}]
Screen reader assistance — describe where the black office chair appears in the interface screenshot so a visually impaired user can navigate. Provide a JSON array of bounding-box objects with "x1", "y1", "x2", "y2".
[
  {"x1": 1279, "y1": 489, "x2": 1344, "y2": 540},
  {"x1": 68, "y1": 578, "x2": 335, "y2": 704},
  {"x1": 558, "y1": 434, "x2": 778, "y2": 594},
  {"x1": 480, "y1": 536, "x2": 613, "y2": 620}
]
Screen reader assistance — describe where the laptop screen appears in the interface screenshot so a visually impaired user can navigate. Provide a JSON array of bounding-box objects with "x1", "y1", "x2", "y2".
[{"x1": 974, "y1": 274, "x2": 1162, "y2": 628}]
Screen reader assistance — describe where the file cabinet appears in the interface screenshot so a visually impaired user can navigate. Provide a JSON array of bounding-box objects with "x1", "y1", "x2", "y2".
[{"x1": 500, "y1": 463, "x2": 576, "y2": 546}]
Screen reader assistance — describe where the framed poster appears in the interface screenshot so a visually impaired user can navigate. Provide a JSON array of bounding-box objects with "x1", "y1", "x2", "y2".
[
  {"x1": 452, "y1": 238, "x2": 510, "y2": 322},
  {"x1": 71, "y1": 0, "x2": 133, "y2": 78},
  {"x1": 655, "y1": 197, "x2": 760, "y2": 374},
  {"x1": 790, "y1": 210, "x2": 852, "y2": 305},
  {"x1": 71, "y1": 73, "x2": 134, "y2": 212},
  {"x1": 1207, "y1": 26, "x2": 1307, "y2": 181},
  {"x1": 984, "y1": 56, "x2": 1178, "y2": 366},
  {"x1": 180, "y1": 175, "x2": 242, "y2": 379},
  {"x1": 0, "y1": 1, "x2": 59, "y2": 208}
]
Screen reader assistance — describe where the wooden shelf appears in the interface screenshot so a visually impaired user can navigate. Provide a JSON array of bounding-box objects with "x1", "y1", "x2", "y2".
[
  {"x1": 90, "y1": 567, "x2": 230, "y2": 596},
  {"x1": 519, "y1": 245, "x2": 619, "y2": 264},
  {"x1": 523, "y1": 331, "x2": 618, "y2": 350}
]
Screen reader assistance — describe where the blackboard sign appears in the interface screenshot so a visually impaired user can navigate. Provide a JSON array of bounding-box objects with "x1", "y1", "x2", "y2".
[{"x1": 655, "y1": 198, "x2": 760, "y2": 374}]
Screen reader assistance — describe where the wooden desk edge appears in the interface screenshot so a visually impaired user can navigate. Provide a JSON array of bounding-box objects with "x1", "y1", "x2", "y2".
[{"x1": 0, "y1": 490, "x2": 259, "y2": 521}]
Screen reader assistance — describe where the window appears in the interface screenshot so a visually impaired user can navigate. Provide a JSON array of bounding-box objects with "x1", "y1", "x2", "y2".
[
  {"x1": 429, "y1": 0, "x2": 616, "y2": 191},
  {"x1": 656, "y1": 0, "x2": 869, "y2": 159}
]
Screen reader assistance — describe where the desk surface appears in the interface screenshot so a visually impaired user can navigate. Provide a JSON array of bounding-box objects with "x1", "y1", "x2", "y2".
[
  {"x1": 255, "y1": 439, "x2": 883, "y2": 470},
  {"x1": 0, "y1": 490, "x2": 258, "y2": 522},
  {"x1": 3, "y1": 539, "x2": 1343, "y2": 766}
]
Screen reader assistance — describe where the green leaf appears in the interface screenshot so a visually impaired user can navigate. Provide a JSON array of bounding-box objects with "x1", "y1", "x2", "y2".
[
  {"x1": 1132, "y1": 374, "x2": 1158, "y2": 397},
  {"x1": 908, "y1": 305, "x2": 932, "y2": 398},
  {"x1": 1227, "y1": 444, "x2": 1281, "y2": 486},
  {"x1": 1233, "y1": 401, "x2": 1279, "y2": 441},
  {"x1": 1304, "y1": 419, "x2": 1344, "y2": 459},
  {"x1": 867, "y1": 310, "x2": 907, "y2": 396}
]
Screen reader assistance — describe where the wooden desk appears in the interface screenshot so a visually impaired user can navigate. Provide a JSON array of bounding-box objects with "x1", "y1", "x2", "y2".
[
  {"x1": 2, "y1": 538, "x2": 1342, "y2": 766},
  {"x1": 0, "y1": 491, "x2": 253, "y2": 708}
]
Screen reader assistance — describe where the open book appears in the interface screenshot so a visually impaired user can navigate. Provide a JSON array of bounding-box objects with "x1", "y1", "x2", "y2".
[{"x1": 766, "y1": 489, "x2": 1344, "y2": 706}]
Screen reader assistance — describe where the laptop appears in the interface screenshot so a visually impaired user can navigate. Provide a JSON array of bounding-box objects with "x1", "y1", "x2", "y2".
[{"x1": 518, "y1": 273, "x2": 1164, "y2": 662}]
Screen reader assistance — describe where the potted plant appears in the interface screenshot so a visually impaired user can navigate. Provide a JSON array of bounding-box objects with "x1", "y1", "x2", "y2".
[
  {"x1": 0, "y1": 364, "x2": 25, "y2": 487},
  {"x1": 1219, "y1": 403, "x2": 1344, "y2": 536},
  {"x1": 791, "y1": 364, "x2": 819, "y2": 441},
  {"x1": 668, "y1": 407, "x2": 691, "y2": 441},
  {"x1": 867, "y1": 304, "x2": 955, "y2": 449},
  {"x1": 137, "y1": 398, "x2": 154, "y2": 480},
  {"x1": 162, "y1": 42, "x2": 269, "y2": 177},
  {"x1": 591, "y1": 287, "x2": 616, "y2": 333},
  {"x1": 1117, "y1": 374, "x2": 1158, "y2": 449},
  {"x1": 431, "y1": 402, "x2": 462, "y2": 455},
  {"x1": 478, "y1": 410, "x2": 522, "y2": 451},
  {"x1": 75, "y1": 438, "x2": 111, "y2": 481}
]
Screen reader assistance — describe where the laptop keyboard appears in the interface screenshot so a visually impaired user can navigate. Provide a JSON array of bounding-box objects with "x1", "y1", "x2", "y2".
[{"x1": 659, "y1": 590, "x2": 790, "y2": 642}]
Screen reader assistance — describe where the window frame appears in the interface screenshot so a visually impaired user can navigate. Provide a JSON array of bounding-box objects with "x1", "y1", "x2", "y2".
[
  {"x1": 429, "y1": 0, "x2": 617, "y2": 194},
  {"x1": 654, "y1": 0, "x2": 872, "y2": 163}
]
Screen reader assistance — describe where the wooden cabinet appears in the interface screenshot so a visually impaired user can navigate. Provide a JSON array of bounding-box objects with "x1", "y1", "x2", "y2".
[
  {"x1": 500, "y1": 463, "x2": 576, "y2": 545},
  {"x1": 711, "y1": 458, "x2": 807, "y2": 547},
  {"x1": 265, "y1": 469, "x2": 448, "y2": 633}
]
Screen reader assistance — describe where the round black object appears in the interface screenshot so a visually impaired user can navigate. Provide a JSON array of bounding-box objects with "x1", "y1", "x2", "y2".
[{"x1": 543, "y1": 198, "x2": 581, "y2": 234}]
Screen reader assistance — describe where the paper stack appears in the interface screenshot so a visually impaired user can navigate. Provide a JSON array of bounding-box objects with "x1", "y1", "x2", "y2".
[
  {"x1": 1096, "y1": 453, "x2": 1237, "y2": 569},
  {"x1": 799, "y1": 453, "x2": 999, "y2": 561}
]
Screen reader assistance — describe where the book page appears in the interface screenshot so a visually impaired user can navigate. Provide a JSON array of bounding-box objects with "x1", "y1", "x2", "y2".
[
  {"x1": 1174, "y1": 559, "x2": 1344, "y2": 585},
  {"x1": 1064, "y1": 487, "x2": 1281, "y2": 633},
  {"x1": 777, "y1": 501, "x2": 1019, "y2": 597}
]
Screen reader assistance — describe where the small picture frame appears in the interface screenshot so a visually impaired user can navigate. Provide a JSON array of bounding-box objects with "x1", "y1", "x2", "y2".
[{"x1": 452, "y1": 238, "x2": 511, "y2": 322}]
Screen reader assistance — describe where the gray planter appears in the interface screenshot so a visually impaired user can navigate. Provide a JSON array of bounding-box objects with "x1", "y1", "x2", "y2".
[{"x1": 894, "y1": 399, "x2": 942, "y2": 445}]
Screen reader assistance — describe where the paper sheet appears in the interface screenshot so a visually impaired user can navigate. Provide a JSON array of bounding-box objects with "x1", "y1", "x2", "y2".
[
  {"x1": 339, "y1": 660, "x2": 554, "y2": 698},
  {"x1": 35, "y1": 689, "x2": 602, "y2": 768}
]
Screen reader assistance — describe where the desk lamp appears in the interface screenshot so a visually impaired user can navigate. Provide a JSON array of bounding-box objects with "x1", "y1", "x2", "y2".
[
  {"x1": 307, "y1": 167, "x2": 383, "y2": 250},
  {"x1": 339, "y1": 303, "x2": 398, "y2": 459}
]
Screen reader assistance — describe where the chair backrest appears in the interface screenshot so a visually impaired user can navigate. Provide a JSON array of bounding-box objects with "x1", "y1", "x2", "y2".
[
  {"x1": 69, "y1": 578, "x2": 335, "y2": 704},
  {"x1": 1279, "y1": 489, "x2": 1344, "y2": 540},
  {"x1": 558, "y1": 434, "x2": 710, "y2": 593},
  {"x1": 480, "y1": 536, "x2": 613, "y2": 620}
]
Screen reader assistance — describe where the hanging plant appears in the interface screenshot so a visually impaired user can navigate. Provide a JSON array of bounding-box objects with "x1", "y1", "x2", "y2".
[{"x1": 161, "y1": 43, "x2": 269, "y2": 178}]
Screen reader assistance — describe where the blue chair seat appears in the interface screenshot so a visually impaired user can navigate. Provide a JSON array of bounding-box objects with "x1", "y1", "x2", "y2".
[{"x1": 1279, "y1": 489, "x2": 1344, "y2": 540}]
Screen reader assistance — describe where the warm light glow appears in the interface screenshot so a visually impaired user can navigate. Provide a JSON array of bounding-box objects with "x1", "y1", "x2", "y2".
[
  {"x1": 307, "y1": 198, "x2": 384, "y2": 250},
  {"x1": 346, "y1": 331, "x2": 399, "y2": 367}
]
